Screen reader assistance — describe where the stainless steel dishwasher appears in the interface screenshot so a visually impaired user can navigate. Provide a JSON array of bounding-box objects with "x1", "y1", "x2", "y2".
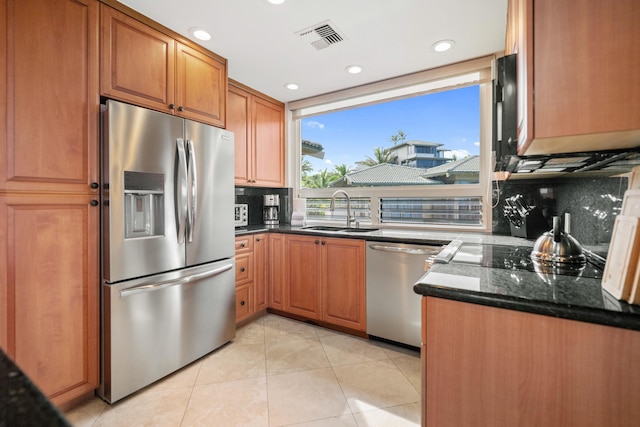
[{"x1": 366, "y1": 241, "x2": 443, "y2": 348}]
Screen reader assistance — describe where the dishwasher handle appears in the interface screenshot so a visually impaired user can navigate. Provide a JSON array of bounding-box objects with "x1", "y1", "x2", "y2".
[
  {"x1": 119, "y1": 263, "x2": 233, "y2": 297},
  {"x1": 368, "y1": 244, "x2": 441, "y2": 256}
]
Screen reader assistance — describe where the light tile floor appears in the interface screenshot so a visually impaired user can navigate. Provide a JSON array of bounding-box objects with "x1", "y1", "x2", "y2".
[{"x1": 65, "y1": 314, "x2": 421, "y2": 427}]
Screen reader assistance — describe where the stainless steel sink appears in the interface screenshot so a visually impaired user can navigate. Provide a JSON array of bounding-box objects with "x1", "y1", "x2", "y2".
[{"x1": 301, "y1": 226, "x2": 379, "y2": 233}]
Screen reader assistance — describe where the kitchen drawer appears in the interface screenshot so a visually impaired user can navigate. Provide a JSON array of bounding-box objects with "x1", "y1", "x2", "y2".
[
  {"x1": 235, "y1": 252, "x2": 253, "y2": 285},
  {"x1": 235, "y1": 236, "x2": 253, "y2": 253},
  {"x1": 235, "y1": 285, "x2": 251, "y2": 323}
]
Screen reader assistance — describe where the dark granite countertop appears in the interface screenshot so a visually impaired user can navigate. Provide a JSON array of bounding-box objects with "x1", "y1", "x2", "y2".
[
  {"x1": 414, "y1": 255, "x2": 640, "y2": 332},
  {"x1": 0, "y1": 350, "x2": 71, "y2": 426},
  {"x1": 236, "y1": 225, "x2": 640, "y2": 331}
]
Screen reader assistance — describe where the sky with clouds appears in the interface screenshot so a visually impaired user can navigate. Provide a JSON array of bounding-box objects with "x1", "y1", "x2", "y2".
[{"x1": 302, "y1": 85, "x2": 480, "y2": 174}]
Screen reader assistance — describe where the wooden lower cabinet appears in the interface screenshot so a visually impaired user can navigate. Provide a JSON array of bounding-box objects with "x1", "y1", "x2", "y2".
[
  {"x1": 234, "y1": 233, "x2": 268, "y2": 323},
  {"x1": 282, "y1": 234, "x2": 366, "y2": 332},
  {"x1": 253, "y1": 234, "x2": 268, "y2": 311},
  {"x1": 268, "y1": 233, "x2": 286, "y2": 311},
  {"x1": 421, "y1": 296, "x2": 640, "y2": 427},
  {"x1": 0, "y1": 193, "x2": 100, "y2": 406}
]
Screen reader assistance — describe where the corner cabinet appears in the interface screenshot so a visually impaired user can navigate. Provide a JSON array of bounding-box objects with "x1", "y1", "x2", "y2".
[
  {"x1": 100, "y1": 4, "x2": 226, "y2": 127},
  {"x1": 421, "y1": 297, "x2": 640, "y2": 426},
  {"x1": 282, "y1": 234, "x2": 366, "y2": 332},
  {"x1": 0, "y1": 0, "x2": 100, "y2": 407},
  {"x1": 228, "y1": 82, "x2": 285, "y2": 187},
  {"x1": 507, "y1": 0, "x2": 640, "y2": 155}
]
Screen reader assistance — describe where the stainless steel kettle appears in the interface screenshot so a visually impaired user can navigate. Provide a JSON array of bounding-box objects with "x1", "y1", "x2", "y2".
[{"x1": 531, "y1": 213, "x2": 586, "y2": 265}]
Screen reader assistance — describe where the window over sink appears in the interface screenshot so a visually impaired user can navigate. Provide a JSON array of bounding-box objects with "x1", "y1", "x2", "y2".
[{"x1": 289, "y1": 56, "x2": 494, "y2": 230}]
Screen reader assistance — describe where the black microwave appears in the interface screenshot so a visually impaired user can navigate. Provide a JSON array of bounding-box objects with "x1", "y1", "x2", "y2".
[{"x1": 492, "y1": 54, "x2": 518, "y2": 172}]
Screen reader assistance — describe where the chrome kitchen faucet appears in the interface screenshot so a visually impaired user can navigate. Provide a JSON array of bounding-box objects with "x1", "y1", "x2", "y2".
[{"x1": 330, "y1": 190, "x2": 356, "y2": 228}]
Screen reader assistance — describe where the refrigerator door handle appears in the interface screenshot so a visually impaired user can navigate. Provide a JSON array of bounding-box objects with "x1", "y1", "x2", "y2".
[
  {"x1": 186, "y1": 139, "x2": 197, "y2": 243},
  {"x1": 119, "y1": 263, "x2": 233, "y2": 297},
  {"x1": 176, "y1": 138, "x2": 188, "y2": 244}
]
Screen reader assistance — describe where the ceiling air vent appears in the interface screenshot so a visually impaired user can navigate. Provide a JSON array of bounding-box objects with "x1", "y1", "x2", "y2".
[{"x1": 296, "y1": 20, "x2": 346, "y2": 50}]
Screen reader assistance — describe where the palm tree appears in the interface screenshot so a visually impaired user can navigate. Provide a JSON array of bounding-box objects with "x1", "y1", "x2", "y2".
[
  {"x1": 333, "y1": 163, "x2": 353, "y2": 178},
  {"x1": 389, "y1": 130, "x2": 408, "y2": 146},
  {"x1": 301, "y1": 159, "x2": 314, "y2": 177},
  {"x1": 306, "y1": 169, "x2": 336, "y2": 188},
  {"x1": 357, "y1": 147, "x2": 394, "y2": 167}
]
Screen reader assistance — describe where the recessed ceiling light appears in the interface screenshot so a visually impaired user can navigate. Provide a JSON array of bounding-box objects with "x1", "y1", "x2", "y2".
[
  {"x1": 189, "y1": 27, "x2": 212, "y2": 41},
  {"x1": 285, "y1": 83, "x2": 299, "y2": 90},
  {"x1": 268, "y1": 0, "x2": 285, "y2": 4},
  {"x1": 432, "y1": 40, "x2": 455, "y2": 52},
  {"x1": 345, "y1": 65, "x2": 363, "y2": 74}
]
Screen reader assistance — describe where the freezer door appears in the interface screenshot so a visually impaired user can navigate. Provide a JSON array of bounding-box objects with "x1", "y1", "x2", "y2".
[
  {"x1": 99, "y1": 259, "x2": 236, "y2": 403},
  {"x1": 184, "y1": 121, "x2": 234, "y2": 265},
  {"x1": 103, "y1": 100, "x2": 185, "y2": 283}
]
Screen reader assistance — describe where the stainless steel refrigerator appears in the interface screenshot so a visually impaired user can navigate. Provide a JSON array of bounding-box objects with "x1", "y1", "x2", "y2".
[{"x1": 99, "y1": 100, "x2": 235, "y2": 403}]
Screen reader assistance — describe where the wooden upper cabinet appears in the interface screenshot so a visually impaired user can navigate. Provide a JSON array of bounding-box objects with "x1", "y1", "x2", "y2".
[
  {"x1": 100, "y1": 4, "x2": 227, "y2": 127},
  {"x1": 100, "y1": 5, "x2": 175, "y2": 112},
  {"x1": 253, "y1": 97, "x2": 285, "y2": 187},
  {"x1": 175, "y1": 43, "x2": 226, "y2": 127},
  {"x1": 228, "y1": 85, "x2": 252, "y2": 184},
  {"x1": 508, "y1": 0, "x2": 640, "y2": 155},
  {"x1": 228, "y1": 81, "x2": 285, "y2": 187},
  {"x1": 0, "y1": 0, "x2": 99, "y2": 193}
]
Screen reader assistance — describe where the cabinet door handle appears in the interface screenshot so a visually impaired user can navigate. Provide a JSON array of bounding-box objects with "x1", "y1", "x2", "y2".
[
  {"x1": 178, "y1": 106, "x2": 184, "y2": 112},
  {"x1": 315, "y1": 240, "x2": 319, "y2": 245},
  {"x1": 256, "y1": 238, "x2": 261, "y2": 242},
  {"x1": 240, "y1": 242, "x2": 246, "y2": 247},
  {"x1": 169, "y1": 103, "x2": 175, "y2": 110},
  {"x1": 240, "y1": 300, "x2": 245, "y2": 306},
  {"x1": 240, "y1": 267, "x2": 246, "y2": 272},
  {"x1": 321, "y1": 241, "x2": 326, "y2": 245},
  {"x1": 90, "y1": 182, "x2": 99, "y2": 189},
  {"x1": 90, "y1": 200, "x2": 99, "y2": 207}
]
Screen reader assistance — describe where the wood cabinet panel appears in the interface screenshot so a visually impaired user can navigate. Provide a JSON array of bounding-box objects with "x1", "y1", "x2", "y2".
[
  {"x1": 253, "y1": 234, "x2": 268, "y2": 311},
  {"x1": 252, "y1": 97, "x2": 285, "y2": 187},
  {"x1": 175, "y1": 43, "x2": 226, "y2": 127},
  {"x1": 1, "y1": 0, "x2": 99, "y2": 193},
  {"x1": 268, "y1": 233, "x2": 286, "y2": 310},
  {"x1": 279, "y1": 234, "x2": 366, "y2": 331},
  {"x1": 321, "y1": 238, "x2": 366, "y2": 330},
  {"x1": 234, "y1": 235, "x2": 253, "y2": 253},
  {"x1": 285, "y1": 235, "x2": 321, "y2": 319},
  {"x1": 100, "y1": 4, "x2": 227, "y2": 127},
  {"x1": 100, "y1": 5, "x2": 175, "y2": 112},
  {"x1": 0, "y1": 193, "x2": 99, "y2": 405},
  {"x1": 533, "y1": 0, "x2": 640, "y2": 140},
  {"x1": 235, "y1": 285, "x2": 251, "y2": 323},
  {"x1": 423, "y1": 297, "x2": 640, "y2": 427},
  {"x1": 228, "y1": 86, "x2": 251, "y2": 184},
  {"x1": 235, "y1": 252, "x2": 253, "y2": 286},
  {"x1": 508, "y1": 0, "x2": 640, "y2": 155},
  {"x1": 228, "y1": 82, "x2": 284, "y2": 187}
]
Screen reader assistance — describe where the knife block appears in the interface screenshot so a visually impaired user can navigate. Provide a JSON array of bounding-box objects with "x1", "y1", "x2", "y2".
[{"x1": 509, "y1": 207, "x2": 549, "y2": 240}]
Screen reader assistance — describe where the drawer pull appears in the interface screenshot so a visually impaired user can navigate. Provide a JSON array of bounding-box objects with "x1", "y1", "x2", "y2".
[{"x1": 240, "y1": 267, "x2": 245, "y2": 272}]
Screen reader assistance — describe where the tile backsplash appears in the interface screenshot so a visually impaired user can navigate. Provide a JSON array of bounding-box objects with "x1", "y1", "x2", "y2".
[
  {"x1": 235, "y1": 187, "x2": 293, "y2": 226},
  {"x1": 492, "y1": 175, "x2": 628, "y2": 246}
]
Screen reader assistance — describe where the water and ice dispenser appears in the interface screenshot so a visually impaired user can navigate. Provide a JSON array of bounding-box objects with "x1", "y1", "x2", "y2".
[{"x1": 124, "y1": 171, "x2": 164, "y2": 238}]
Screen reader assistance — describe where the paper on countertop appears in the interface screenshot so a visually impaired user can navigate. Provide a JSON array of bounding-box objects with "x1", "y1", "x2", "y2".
[{"x1": 418, "y1": 272, "x2": 481, "y2": 292}]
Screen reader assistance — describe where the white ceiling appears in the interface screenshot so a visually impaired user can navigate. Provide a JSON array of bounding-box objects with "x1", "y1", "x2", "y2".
[{"x1": 119, "y1": 0, "x2": 509, "y2": 103}]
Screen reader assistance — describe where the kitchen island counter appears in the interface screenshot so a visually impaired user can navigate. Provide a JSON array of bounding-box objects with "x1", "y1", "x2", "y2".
[
  {"x1": 414, "y1": 257, "x2": 640, "y2": 332},
  {"x1": 0, "y1": 350, "x2": 71, "y2": 426}
]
